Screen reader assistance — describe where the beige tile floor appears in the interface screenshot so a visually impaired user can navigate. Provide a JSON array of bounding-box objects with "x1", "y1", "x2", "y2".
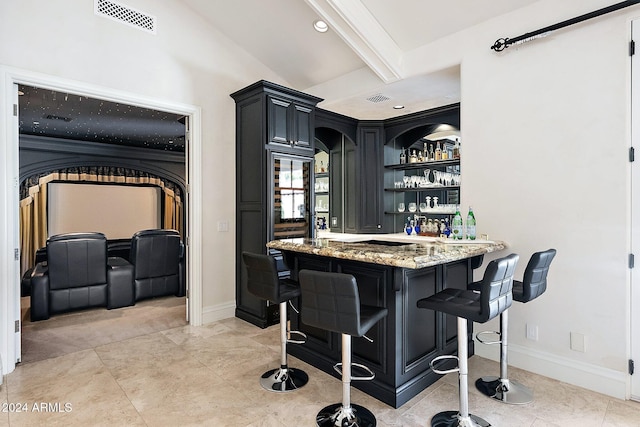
[{"x1": 2, "y1": 297, "x2": 639, "y2": 426}]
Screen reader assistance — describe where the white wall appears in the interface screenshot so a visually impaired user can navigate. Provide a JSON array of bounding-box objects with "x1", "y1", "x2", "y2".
[
  {"x1": 401, "y1": 0, "x2": 636, "y2": 398},
  {"x1": 0, "y1": 0, "x2": 287, "y2": 373}
]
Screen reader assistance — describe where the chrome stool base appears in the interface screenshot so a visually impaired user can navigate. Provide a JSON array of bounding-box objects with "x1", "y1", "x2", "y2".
[
  {"x1": 431, "y1": 410, "x2": 491, "y2": 427},
  {"x1": 260, "y1": 366, "x2": 308, "y2": 392},
  {"x1": 475, "y1": 376, "x2": 533, "y2": 405},
  {"x1": 316, "y1": 403, "x2": 376, "y2": 427}
]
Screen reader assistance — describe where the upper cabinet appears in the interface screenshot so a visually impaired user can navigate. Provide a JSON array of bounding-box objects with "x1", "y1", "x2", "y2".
[
  {"x1": 267, "y1": 95, "x2": 314, "y2": 152},
  {"x1": 231, "y1": 80, "x2": 323, "y2": 156}
]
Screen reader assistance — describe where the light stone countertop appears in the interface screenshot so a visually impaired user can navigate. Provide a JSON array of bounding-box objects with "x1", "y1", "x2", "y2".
[{"x1": 267, "y1": 233, "x2": 507, "y2": 269}]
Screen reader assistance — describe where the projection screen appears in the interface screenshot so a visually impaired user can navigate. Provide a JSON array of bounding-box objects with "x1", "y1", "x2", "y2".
[{"x1": 47, "y1": 182, "x2": 161, "y2": 239}]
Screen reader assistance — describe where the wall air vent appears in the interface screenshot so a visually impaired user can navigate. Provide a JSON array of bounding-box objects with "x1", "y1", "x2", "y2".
[
  {"x1": 94, "y1": 0, "x2": 156, "y2": 34},
  {"x1": 366, "y1": 94, "x2": 390, "y2": 103}
]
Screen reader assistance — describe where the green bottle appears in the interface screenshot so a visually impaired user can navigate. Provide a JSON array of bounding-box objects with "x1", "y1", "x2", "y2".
[
  {"x1": 452, "y1": 206, "x2": 463, "y2": 240},
  {"x1": 466, "y1": 206, "x2": 476, "y2": 240}
]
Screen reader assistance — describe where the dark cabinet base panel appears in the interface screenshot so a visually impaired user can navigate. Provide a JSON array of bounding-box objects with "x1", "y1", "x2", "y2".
[{"x1": 235, "y1": 304, "x2": 279, "y2": 329}]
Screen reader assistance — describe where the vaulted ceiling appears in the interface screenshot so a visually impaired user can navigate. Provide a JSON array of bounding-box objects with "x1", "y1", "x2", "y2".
[
  {"x1": 19, "y1": 0, "x2": 543, "y2": 150},
  {"x1": 183, "y1": 0, "x2": 540, "y2": 118}
]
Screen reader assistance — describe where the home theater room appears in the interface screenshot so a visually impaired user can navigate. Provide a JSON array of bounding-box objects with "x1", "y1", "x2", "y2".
[{"x1": 17, "y1": 84, "x2": 189, "y2": 363}]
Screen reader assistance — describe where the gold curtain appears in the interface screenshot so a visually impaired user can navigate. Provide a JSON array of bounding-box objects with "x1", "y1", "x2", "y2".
[{"x1": 19, "y1": 167, "x2": 183, "y2": 275}]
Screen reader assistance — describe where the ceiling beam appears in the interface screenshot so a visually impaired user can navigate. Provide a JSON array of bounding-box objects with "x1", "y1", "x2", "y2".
[{"x1": 304, "y1": 0, "x2": 403, "y2": 83}]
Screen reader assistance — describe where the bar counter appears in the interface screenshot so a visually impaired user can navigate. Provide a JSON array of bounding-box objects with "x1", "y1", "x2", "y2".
[{"x1": 267, "y1": 234, "x2": 507, "y2": 408}]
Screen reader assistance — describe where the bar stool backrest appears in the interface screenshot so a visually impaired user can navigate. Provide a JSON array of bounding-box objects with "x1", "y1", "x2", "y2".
[
  {"x1": 518, "y1": 249, "x2": 557, "y2": 302},
  {"x1": 479, "y1": 253, "x2": 519, "y2": 322},
  {"x1": 241, "y1": 251, "x2": 281, "y2": 303},
  {"x1": 298, "y1": 270, "x2": 363, "y2": 337}
]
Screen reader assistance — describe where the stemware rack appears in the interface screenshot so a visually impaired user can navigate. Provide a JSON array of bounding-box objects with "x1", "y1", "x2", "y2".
[{"x1": 384, "y1": 158, "x2": 461, "y2": 226}]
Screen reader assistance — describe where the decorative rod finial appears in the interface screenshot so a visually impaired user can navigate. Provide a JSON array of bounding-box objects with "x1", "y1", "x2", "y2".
[{"x1": 491, "y1": 38, "x2": 509, "y2": 52}]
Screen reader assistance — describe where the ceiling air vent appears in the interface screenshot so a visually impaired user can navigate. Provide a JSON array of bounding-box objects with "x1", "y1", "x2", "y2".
[
  {"x1": 94, "y1": 0, "x2": 157, "y2": 34},
  {"x1": 366, "y1": 94, "x2": 390, "y2": 103}
]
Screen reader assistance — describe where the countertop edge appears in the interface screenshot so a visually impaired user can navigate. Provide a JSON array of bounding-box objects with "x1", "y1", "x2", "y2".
[{"x1": 267, "y1": 236, "x2": 507, "y2": 269}]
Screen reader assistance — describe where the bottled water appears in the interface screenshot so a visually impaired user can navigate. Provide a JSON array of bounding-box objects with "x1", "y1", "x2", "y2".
[
  {"x1": 466, "y1": 206, "x2": 476, "y2": 240},
  {"x1": 452, "y1": 207, "x2": 463, "y2": 240}
]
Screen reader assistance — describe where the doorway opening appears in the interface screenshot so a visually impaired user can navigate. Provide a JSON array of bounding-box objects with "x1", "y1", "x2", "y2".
[{"x1": 0, "y1": 68, "x2": 202, "y2": 374}]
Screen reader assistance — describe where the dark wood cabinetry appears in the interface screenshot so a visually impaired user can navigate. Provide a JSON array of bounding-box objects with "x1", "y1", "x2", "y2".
[
  {"x1": 314, "y1": 105, "x2": 460, "y2": 234},
  {"x1": 356, "y1": 122, "x2": 385, "y2": 233},
  {"x1": 281, "y1": 251, "x2": 478, "y2": 408},
  {"x1": 314, "y1": 110, "x2": 386, "y2": 234},
  {"x1": 231, "y1": 81, "x2": 322, "y2": 328},
  {"x1": 267, "y1": 95, "x2": 314, "y2": 152}
]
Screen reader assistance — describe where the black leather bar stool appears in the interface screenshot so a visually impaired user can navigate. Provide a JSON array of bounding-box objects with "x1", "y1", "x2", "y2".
[
  {"x1": 473, "y1": 249, "x2": 556, "y2": 405},
  {"x1": 298, "y1": 270, "x2": 388, "y2": 427},
  {"x1": 242, "y1": 252, "x2": 308, "y2": 392},
  {"x1": 417, "y1": 253, "x2": 519, "y2": 427}
]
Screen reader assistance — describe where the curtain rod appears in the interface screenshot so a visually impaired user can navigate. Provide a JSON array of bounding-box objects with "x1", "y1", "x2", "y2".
[{"x1": 491, "y1": 0, "x2": 640, "y2": 52}]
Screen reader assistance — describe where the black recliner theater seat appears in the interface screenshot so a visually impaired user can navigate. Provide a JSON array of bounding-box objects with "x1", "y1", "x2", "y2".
[
  {"x1": 30, "y1": 232, "x2": 135, "y2": 321},
  {"x1": 130, "y1": 229, "x2": 185, "y2": 301}
]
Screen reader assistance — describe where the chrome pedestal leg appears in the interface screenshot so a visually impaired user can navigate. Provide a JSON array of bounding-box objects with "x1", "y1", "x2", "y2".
[
  {"x1": 259, "y1": 302, "x2": 308, "y2": 392},
  {"x1": 316, "y1": 334, "x2": 377, "y2": 427},
  {"x1": 475, "y1": 310, "x2": 533, "y2": 405},
  {"x1": 431, "y1": 317, "x2": 491, "y2": 427}
]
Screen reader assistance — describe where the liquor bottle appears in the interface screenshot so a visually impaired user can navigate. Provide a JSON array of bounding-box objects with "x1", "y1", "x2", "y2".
[
  {"x1": 400, "y1": 149, "x2": 406, "y2": 164},
  {"x1": 466, "y1": 206, "x2": 476, "y2": 240},
  {"x1": 405, "y1": 217, "x2": 413, "y2": 235},
  {"x1": 409, "y1": 150, "x2": 418, "y2": 163},
  {"x1": 435, "y1": 142, "x2": 442, "y2": 161},
  {"x1": 453, "y1": 138, "x2": 461, "y2": 159},
  {"x1": 441, "y1": 145, "x2": 448, "y2": 160},
  {"x1": 428, "y1": 144, "x2": 435, "y2": 161},
  {"x1": 452, "y1": 206, "x2": 463, "y2": 240}
]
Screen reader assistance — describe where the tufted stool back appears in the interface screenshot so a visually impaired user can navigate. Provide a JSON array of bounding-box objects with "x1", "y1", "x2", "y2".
[{"x1": 513, "y1": 249, "x2": 556, "y2": 303}]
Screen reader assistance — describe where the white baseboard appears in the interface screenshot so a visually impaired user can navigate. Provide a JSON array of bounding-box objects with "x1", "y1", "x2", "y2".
[
  {"x1": 201, "y1": 300, "x2": 236, "y2": 324},
  {"x1": 475, "y1": 342, "x2": 628, "y2": 400}
]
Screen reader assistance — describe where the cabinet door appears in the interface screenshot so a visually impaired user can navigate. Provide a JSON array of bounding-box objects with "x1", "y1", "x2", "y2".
[
  {"x1": 270, "y1": 154, "x2": 313, "y2": 240},
  {"x1": 267, "y1": 96, "x2": 291, "y2": 147},
  {"x1": 357, "y1": 124, "x2": 384, "y2": 232},
  {"x1": 292, "y1": 103, "x2": 313, "y2": 150}
]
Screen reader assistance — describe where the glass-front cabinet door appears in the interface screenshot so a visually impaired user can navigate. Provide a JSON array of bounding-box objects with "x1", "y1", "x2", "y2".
[{"x1": 271, "y1": 154, "x2": 312, "y2": 240}]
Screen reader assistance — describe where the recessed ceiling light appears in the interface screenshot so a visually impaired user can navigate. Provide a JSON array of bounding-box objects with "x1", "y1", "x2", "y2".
[
  {"x1": 313, "y1": 20, "x2": 328, "y2": 33},
  {"x1": 393, "y1": 105, "x2": 405, "y2": 110}
]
